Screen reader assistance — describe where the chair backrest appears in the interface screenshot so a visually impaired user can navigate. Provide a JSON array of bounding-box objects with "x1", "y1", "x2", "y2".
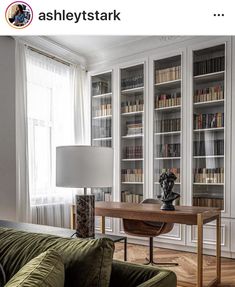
[{"x1": 141, "y1": 198, "x2": 160, "y2": 205}]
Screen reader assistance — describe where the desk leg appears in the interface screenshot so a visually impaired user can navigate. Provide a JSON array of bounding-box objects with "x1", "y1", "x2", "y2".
[
  {"x1": 216, "y1": 214, "x2": 221, "y2": 284},
  {"x1": 101, "y1": 216, "x2": 105, "y2": 234},
  {"x1": 197, "y1": 213, "x2": 203, "y2": 287}
]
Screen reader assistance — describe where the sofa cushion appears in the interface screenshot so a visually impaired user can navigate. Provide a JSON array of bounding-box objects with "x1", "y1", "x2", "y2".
[
  {"x1": 5, "y1": 249, "x2": 64, "y2": 287},
  {"x1": 0, "y1": 227, "x2": 114, "y2": 287}
]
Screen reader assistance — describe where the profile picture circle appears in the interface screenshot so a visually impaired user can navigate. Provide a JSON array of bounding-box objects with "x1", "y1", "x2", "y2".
[{"x1": 5, "y1": 1, "x2": 33, "y2": 29}]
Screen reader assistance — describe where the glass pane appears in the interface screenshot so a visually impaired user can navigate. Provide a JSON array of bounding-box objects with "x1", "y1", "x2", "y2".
[
  {"x1": 91, "y1": 72, "x2": 112, "y2": 201},
  {"x1": 120, "y1": 64, "x2": 144, "y2": 203},
  {"x1": 153, "y1": 55, "x2": 182, "y2": 203},
  {"x1": 27, "y1": 82, "x2": 52, "y2": 122},
  {"x1": 192, "y1": 44, "x2": 225, "y2": 209},
  {"x1": 30, "y1": 124, "x2": 51, "y2": 196}
]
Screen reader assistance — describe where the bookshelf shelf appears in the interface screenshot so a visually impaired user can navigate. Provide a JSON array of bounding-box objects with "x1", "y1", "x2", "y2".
[
  {"x1": 92, "y1": 137, "x2": 112, "y2": 141},
  {"x1": 193, "y1": 71, "x2": 224, "y2": 82},
  {"x1": 193, "y1": 155, "x2": 224, "y2": 159},
  {"x1": 122, "y1": 134, "x2": 143, "y2": 139},
  {"x1": 121, "y1": 86, "x2": 144, "y2": 94},
  {"x1": 194, "y1": 99, "x2": 224, "y2": 107},
  {"x1": 193, "y1": 127, "x2": 224, "y2": 132},
  {"x1": 154, "y1": 131, "x2": 181, "y2": 136},
  {"x1": 153, "y1": 54, "x2": 182, "y2": 200},
  {"x1": 192, "y1": 44, "x2": 225, "y2": 209},
  {"x1": 121, "y1": 111, "x2": 143, "y2": 116},
  {"x1": 193, "y1": 183, "x2": 224, "y2": 186},
  {"x1": 92, "y1": 115, "x2": 112, "y2": 120},
  {"x1": 92, "y1": 92, "x2": 112, "y2": 99},
  {"x1": 122, "y1": 182, "x2": 144, "y2": 185},
  {"x1": 155, "y1": 79, "x2": 181, "y2": 87},
  {"x1": 154, "y1": 157, "x2": 181, "y2": 160},
  {"x1": 120, "y1": 63, "x2": 145, "y2": 203},
  {"x1": 154, "y1": 105, "x2": 181, "y2": 112},
  {"x1": 91, "y1": 71, "x2": 113, "y2": 203},
  {"x1": 122, "y1": 158, "x2": 143, "y2": 161}
]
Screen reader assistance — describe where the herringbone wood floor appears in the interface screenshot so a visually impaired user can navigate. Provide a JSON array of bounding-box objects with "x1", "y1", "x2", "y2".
[{"x1": 114, "y1": 243, "x2": 235, "y2": 287}]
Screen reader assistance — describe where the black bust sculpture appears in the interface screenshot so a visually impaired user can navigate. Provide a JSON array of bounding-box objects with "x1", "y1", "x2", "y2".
[{"x1": 159, "y1": 171, "x2": 180, "y2": 211}]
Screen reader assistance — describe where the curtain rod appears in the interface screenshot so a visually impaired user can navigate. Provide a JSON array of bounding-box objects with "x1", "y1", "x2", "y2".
[{"x1": 28, "y1": 46, "x2": 71, "y2": 67}]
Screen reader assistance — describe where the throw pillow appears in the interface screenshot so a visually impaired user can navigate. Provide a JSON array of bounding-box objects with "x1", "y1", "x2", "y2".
[
  {"x1": 5, "y1": 249, "x2": 64, "y2": 287},
  {"x1": 0, "y1": 263, "x2": 6, "y2": 287},
  {"x1": 0, "y1": 227, "x2": 115, "y2": 287}
]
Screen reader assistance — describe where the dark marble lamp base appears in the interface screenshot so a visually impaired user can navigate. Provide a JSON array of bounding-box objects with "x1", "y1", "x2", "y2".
[{"x1": 75, "y1": 194, "x2": 95, "y2": 238}]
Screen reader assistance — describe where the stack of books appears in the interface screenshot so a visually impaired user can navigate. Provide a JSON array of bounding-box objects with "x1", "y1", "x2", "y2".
[
  {"x1": 194, "y1": 167, "x2": 224, "y2": 183},
  {"x1": 194, "y1": 85, "x2": 224, "y2": 103},
  {"x1": 156, "y1": 65, "x2": 181, "y2": 83},
  {"x1": 155, "y1": 92, "x2": 181, "y2": 108},
  {"x1": 193, "y1": 112, "x2": 224, "y2": 129},
  {"x1": 156, "y1": 118, "x2": 181, "y2": 133},
  {"x1": 194, "y1": 56, "x2": 225, "y2": 76},
  {"x1": 121, "y1": 169, "x2": 143, "y2": 182}
]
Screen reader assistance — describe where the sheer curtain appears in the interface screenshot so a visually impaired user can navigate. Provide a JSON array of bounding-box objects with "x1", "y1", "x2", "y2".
[
  {"x1": 26, "y1": 49, "x2": 76, "y2": 226},
  {"x1": 15, "y1": 40, "x2": 31, "y2": 223}
]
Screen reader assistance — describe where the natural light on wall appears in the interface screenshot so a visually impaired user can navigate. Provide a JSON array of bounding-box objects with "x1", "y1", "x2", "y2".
[{"x1": 26, "y1": 49, "x2": 74, "y2": 207}]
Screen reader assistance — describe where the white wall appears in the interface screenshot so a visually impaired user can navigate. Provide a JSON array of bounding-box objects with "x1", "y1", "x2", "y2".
[{"x1": 0, "y1": 36, "x2": 16, "y2": 220}]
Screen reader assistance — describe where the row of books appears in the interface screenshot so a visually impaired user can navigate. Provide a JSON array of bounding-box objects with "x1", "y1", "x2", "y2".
[
  {"x1": 193, "y1": 197, "x2": 223, "y2": 209},
  {"x1": 126, "y1": 121, "x2": 143, "y2": 135},
  {"x1": 92, "y1": 189, "x2": 112, "y2": 202},
  {"x1": 156, "y1": 143, "x2": 181, "y2": 158},
  {"x1": 92, "y1": 120, "x2": 112, "y2": 138},
  {"x1": 92, "y1": 104, "x2": 112, "y2": 117},
  {"x1": 156, "y1": 118, "x2": 181, "y2": 133},
  {"x1": 155, "y1": 65, "x2": 181, "y2": 83},
  {"x1": 194, "y1": 85, "x2": 224, "y2": 103},
  {"x1": 92, "y1": 81, "x2": 109, "y2": 96},
  {"x1": 194, "y1": 167, "x2": 224, "y2": 183},
  {"x1": 121, "y1": 169, "x2": 143, "y2": 182},
  {"x1": 121, "y1": 191, "x2": 143, "y2": 203},
  {"x1": 193, "y1": 139, "x2": 224, "y2": 156},
  {"x1": 194, "y1": 56, "x2": 225, "y2": 76},
  {"x1": 156, "y1": 168, "x2": 180, "y2": 183},
  {"x1": 155, "y1": 92, "x2": 181, "y2": 109},
  {"x1": 193, "y1": 112, "x2": 224, "y2": 130},
  {"x1": 123, "y1": 146, "x2": 143, "y2": 159},
  {"x1": 121, "y1": 74, "x2": 144, "y2": 90},
  {"x1": 121, "y1": 98, "x2": 144, "y2": 114}
]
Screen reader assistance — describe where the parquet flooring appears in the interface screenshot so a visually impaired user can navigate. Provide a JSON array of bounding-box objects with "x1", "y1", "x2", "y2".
[{"x1": 114, "y1": 243, "x2": 235, "y2": 287}]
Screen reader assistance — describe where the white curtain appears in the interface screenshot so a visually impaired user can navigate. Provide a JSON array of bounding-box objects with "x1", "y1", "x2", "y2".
[
  {"x1": 25, "y1": 49, "x2": 89, "y2": 227},
  {"x1": 15, "y1": 40, "x2": 31, "y2": 223},
  {"x1": 73, "y1": 65, "x2": 90, "y2": 145}
]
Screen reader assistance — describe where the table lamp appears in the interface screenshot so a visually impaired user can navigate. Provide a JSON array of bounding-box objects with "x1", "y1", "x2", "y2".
[{"x1": 56, "y1": 146, "x2": 113, "y2": 238}]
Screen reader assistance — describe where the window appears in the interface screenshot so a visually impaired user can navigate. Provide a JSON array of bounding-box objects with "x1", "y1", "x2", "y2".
[{"x1": 26, "y1": 50, "x2": 74, "y2": 205}]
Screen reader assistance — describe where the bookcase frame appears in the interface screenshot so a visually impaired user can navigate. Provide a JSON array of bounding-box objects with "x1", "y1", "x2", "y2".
[{"x1": 87, "y1": 36, "x2": 233, "y2": 255}]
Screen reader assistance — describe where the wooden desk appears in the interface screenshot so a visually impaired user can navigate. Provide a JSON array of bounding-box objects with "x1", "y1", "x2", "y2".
[{"x1": 71, "y1": 202, "x2": 221, "y2": 287}]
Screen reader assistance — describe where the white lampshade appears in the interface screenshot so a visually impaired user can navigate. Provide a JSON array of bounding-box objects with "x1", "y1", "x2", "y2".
[{"x1": 56, "y1": 146, "x2": 113, "y2": 188}]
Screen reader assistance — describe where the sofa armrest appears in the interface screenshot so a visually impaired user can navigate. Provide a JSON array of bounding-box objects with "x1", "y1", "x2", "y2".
[{"x1": 109, "y1": 260, "x2": 176, "y2": 287}]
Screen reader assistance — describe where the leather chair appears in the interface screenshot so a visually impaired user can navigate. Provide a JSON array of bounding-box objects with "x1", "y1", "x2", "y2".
[{"x1": 123, "y1": 198, "x2": 178, "y2": 266}]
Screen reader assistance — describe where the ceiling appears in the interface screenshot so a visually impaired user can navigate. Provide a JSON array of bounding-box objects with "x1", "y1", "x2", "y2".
[
  {"x1": 44, "y1": 35, "x2": 185, "y2": 67},
  {"x1": 46, "y1": 35, "x2": 146, "y2": 59}
]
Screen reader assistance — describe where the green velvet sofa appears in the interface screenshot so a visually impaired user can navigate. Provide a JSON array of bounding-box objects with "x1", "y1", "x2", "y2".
[{"x1": 0, "y1": 227, "x2": 177, "y2": 287}]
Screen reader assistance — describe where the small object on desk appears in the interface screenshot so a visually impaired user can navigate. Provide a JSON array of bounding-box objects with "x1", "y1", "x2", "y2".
[{"x1": 159, "y1": 171, "x2": 180, "y2": 211}]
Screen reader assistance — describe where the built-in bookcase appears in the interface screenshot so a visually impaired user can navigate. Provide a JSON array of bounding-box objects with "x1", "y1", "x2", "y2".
[
  {"x1": 153, "y1": 55, "x2": 182, "y2": 201},
  {"x1": 91, "y1": 71, "x2": 112, "y2": 201},
  {"x1": 120, "y1": 64, "x2": 144, "y2": 203},
  {"x1": 192, "y1": 44, "x2": 225, "y2": 209}
]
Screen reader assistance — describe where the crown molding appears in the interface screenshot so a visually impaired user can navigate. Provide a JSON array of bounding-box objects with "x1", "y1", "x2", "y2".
[{"x1": 14, "y1": 36, "x2": 87, "y2": 68}]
